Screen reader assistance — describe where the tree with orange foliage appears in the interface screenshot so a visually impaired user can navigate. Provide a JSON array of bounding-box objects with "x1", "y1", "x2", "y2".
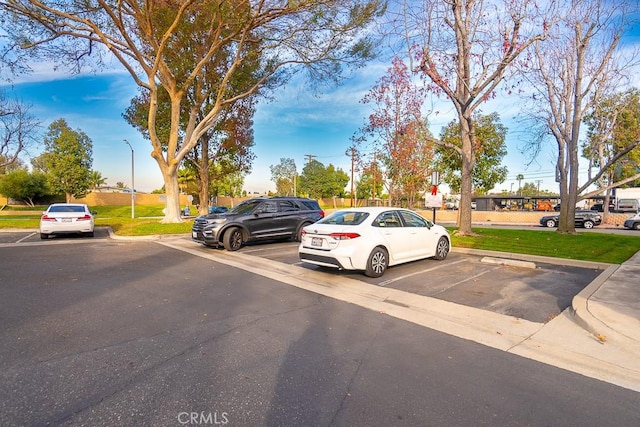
[{"x1": 354, "y1": 57, "x2": 433, "y2": 208}]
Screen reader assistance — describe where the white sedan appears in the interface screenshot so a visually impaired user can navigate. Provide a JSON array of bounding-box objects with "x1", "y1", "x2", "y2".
[
  {"x1": 298, "y1": 207, "x2": 451, "y2": 277},
  {"x1": 39, "y1": 203, "x2": 96, "y2": 239}
]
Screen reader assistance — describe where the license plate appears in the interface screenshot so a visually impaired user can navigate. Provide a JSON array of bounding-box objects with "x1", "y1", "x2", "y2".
[
  {"x1": 62, "y1": 218, "x2": 72, "y2": 222},
  {"x1": 192, "y1": 231, "x2": 197, "y2": 238},
  {"x1": 311, "y1": 237, "x2": 322, "y2": 247}
]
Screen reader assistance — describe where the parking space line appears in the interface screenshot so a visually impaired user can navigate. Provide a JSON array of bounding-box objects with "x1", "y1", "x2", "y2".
[
  {"x1": 241, "y1": 243, "x2": 298, "y2": 254},
  {"x1": 378, "y1": 258, "x2": 467, "y2": 287},
  {"x1": 16, "y1": 232, "x2": 36, "y2": 243},
  {"x1": 431, "y1": 265, "x2": 501, "y2": 296}
]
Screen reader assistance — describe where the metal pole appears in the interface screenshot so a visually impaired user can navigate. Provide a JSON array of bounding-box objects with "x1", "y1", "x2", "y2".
[{"x1": 124, "y1": 140, "x2": 135, "y2": 219}]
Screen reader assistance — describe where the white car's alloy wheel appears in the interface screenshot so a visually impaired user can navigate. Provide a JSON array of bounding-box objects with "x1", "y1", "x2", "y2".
[{"x1": 365, "y1": 247, "x2": 388, "y2": 278}]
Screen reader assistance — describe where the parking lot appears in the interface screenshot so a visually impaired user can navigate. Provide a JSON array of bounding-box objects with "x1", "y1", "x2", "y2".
[
  {"x1": 4, "y1": 229, "x2": 639, "y2": 427},
  {"x1": 0, "y1": 229, "x2": 604, "y2": 324},
  {"x1": 192, "y1": 239, "x2": 603, "y2": 324}
]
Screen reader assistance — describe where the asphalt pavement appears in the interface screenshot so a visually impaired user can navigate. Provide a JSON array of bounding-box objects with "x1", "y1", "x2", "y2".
[
  {"x1": 2, "y1": 225, "x2": 639, "y2": 392},
  {"x1": 158, "y1": 229, "x2": 640, "y2": 392}
]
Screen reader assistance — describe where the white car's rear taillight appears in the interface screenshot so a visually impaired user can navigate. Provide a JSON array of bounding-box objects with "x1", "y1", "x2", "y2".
[{"x1": 330, "y1": 232, "x2": 360, "y2": 240}]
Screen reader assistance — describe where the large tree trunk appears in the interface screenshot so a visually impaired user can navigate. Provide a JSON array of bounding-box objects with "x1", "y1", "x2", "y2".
[
  {"x1": 198, "y1": 171, "x2": 210, "y2": 216},
  {"x1": 198, "y1": 136, "x2": 210, "y2": 216},
  {"x1": 457, "y1": 114, "x2": 476, "y2": 236},
  {"x1": 159, "y1": 166, "x2": 183, "y2": 224}
]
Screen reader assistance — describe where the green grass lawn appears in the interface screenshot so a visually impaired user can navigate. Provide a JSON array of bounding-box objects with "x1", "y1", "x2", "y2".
[
  {"x1": 449, "y1": 227, "x2": 640, "y2": 264},
  {"x1": 1, "y1": 205, "x2": 639, "y2": 264}
]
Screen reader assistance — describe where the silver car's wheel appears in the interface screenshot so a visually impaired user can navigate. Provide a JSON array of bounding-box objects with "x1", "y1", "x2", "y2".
[
  {"x1": 545, "y1": 219, "x2": 556, "y2": 228},
  {"x1": 433, "y1": 237, "x2": 449, "y2": 260},
  {"x1": 223, "y1": 227, "x2": 243, "y2": 251},
  {"x1": 583, "y1": 220, "x2": 594, "y2": 229},
  {"x1": 634, "y1": 223, "x2": 640, "y2": 230},
  {"x1": 365, "y1": 247, "x2": 388, "y2": 278}
]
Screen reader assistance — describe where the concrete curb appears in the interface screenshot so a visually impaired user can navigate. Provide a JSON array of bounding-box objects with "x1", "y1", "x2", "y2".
[
  {"x1": 480, "y1": 256, "x2": 536, "y2": 269},
  {"x1": 105, "y1": 227, "x2": 186, "y2": 241},
  {"x1": 452, "y1": 247, "x2": 612, "y2": 270},
  {"x1": 569, "y1": 265, "x2": 620, "y2": 340}
]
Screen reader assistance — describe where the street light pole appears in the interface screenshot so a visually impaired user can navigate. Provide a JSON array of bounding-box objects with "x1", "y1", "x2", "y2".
[{"x1": 124, "y1": 140, "x2": 135, "y2": 219}]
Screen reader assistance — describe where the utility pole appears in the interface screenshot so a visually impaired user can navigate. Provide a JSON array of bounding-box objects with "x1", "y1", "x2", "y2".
[
  {"x1": 304, "y1": 154, "x2": 317, "y2": 164},
  {"x1": 123, "y1": 139, "x2": 135, "y2": 219},
  {"x1": 536, "y1": 180, "x2": 542, "y2": 195},
  {"x1": 517, "y1": 174, "x2": 524, "y2": 196},
  {"x1": 345, "y1": 147, "x2": 356, "y2": 207},
  {"x1": 372, "y1": 152, "x2": 376, "y2": 206}
]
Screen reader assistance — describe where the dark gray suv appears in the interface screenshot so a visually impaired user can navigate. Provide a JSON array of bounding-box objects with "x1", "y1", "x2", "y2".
[
  {"x1": 539, "y1": 210, "x2": 602, "y2": 229},
  {"x1": 192, "y1": 197, "x2": 325, "y2": 250}
]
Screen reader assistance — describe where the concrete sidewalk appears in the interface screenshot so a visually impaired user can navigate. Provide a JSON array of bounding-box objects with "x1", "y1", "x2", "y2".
[
  {"x1": 505, "y1": 249, "x2": 640, "y2": 392},
  {"x1": 569, "y1": 249, "x2": 640, "y2": 353}
]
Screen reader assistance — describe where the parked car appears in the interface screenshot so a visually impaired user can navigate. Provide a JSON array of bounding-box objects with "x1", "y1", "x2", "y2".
[
  {"x1": 616, "y1": 198, "x2": 640, "y2": 213},
  {"x1": 39, "y1": 203, "x2": 96, "y2": 239},
  {"x1": 444, "y1": 199, "x2": 459, "y2": 210},
  {"x1": 192, "y1": 197, "x2": 324, "y2": 250},
  {"x1": 590, "y1": 201, "x2": 616, "y2": 212},
  {"x1": 298, "y1": 207, "x2": 451, "y2": 278},
  {"x1": 623, "y1": 212, "x2": 640, "y2": 230},
  {"x1": 208, "y1": 206, "x2": 229, "y2": 214},
  {"x1": 539, "y1": 210, "x2": 602, "y2": 229}
]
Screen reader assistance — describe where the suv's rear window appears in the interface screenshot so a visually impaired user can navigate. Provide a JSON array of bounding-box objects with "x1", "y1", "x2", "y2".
[{"x1": 300, "y1": 200, "x2": 321, "y2": 210}]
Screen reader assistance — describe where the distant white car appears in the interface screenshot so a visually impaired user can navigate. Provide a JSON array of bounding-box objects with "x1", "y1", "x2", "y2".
[
  {"x1": 298, "y1": 207, "x2": 451, "y2": 277},
  {"x1": 39, "y1": 203, "x2": 96, "y2": 239}
]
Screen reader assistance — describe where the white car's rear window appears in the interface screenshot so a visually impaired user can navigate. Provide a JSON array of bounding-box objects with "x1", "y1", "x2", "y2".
[
  {"x1": 319, "y1": 211, "x2": 369, "y2": 225},
  {"x1": 48, "y1": 205, "x2": 86, "y2": 213}
]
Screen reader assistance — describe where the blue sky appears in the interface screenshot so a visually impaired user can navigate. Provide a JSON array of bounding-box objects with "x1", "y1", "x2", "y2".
[{"x1": 2, "y1": 17, "x2": 639, "y2": 195}]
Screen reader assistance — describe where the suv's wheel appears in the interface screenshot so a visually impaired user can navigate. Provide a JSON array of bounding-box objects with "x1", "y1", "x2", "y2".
[
  {"x1": 223, "y1": 227, "x2": 243, "y2": 251},
  {"x1": 583, "y1": 220, "x2": 594, "y2": 229},
  {"x1": 545, "y1": 219, "x2": 556, "y2": 228},
  {"x1": 40, "y1": 233, "x2": 48, "y2": 240},
  {"x1": 295, "y1": 223, "x2": 311, "y2": 242},
  {"x1": 365, "y1": 247, "x2": 388, "y2": 278},
  {"x1": 433, "y1": 237, "x2": 449, "y2": 260}
]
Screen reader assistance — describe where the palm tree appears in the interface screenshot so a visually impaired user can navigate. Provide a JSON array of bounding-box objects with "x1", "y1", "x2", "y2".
[
  {"x1": 517, "y1": 174, "x2": 524, "y2": 195},
  {"x1": 178, "y1": 166, "x2": 198, "y2": 195},
  {"x1": 89, "y1": 170, "x2": 107, "y2": 190}
]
